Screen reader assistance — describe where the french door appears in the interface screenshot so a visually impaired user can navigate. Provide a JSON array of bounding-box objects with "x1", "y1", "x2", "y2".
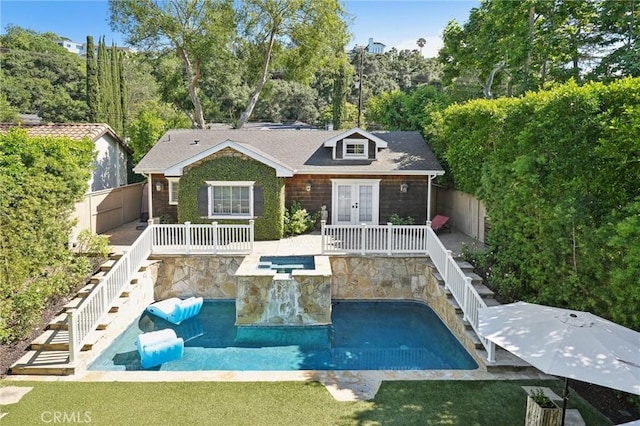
[{"x1": 332, "y1": 179, "x2": 380, "y2": 225}]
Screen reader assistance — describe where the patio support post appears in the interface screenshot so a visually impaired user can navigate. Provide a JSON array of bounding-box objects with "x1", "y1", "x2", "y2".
[
  {"x1": 211, "y1": 222, "x2": 218, "y2": 254},
  {"x1": 147, "y1": 175, "x2": 154, "y2": 220},
  {"x1": 184, "y1": 221, "x2": 191, "y2": 254},
  {"x1": 249, "y1": 220, "x2": 254, "y2": 253},
  {"x1": 444, "y1": 250, "x2": 453, "y2": 289},
  {"x1": 360, "y1": 223, "x2": 367, "y2": 256},
  {"x1": 67, "y1": 309, "x2": 77, "y2": 364},
  {"x1": 386, "y1": 222, "x2": 393, "y2": 255},
  {"x1": 320, "y1": 220, "x2": 326, "y2": 254},
  {"x1": 427, "y1": 174, "x2": 433, "y2": 221},
  {"x1": 463, "y1": 276, "x2": 472, "y2": 321}
]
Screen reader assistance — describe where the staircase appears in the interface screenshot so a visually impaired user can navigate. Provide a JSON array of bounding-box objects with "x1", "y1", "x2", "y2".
[
  {"x1": 433, "y1": 259, "x2": 535, "y2": 373},
  {"x1": 9, "y1": 256, "x2": 150, "y2": 376}
]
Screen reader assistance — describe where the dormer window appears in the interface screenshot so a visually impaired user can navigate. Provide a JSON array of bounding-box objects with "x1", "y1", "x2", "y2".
[{"x1": 343, "y1": 138, "x2": 368, "y2": 159}]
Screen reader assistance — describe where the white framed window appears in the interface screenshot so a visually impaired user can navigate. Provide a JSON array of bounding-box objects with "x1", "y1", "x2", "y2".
[
  {"x1": 206, "y1": 181, "x2": 254, "y2": 218},
  {"x1": 343, "y1": 138, "x2": 368, "y2": 159},
  {"x1": 168, "y1": 178, "x2": 179, "y2": 205}
]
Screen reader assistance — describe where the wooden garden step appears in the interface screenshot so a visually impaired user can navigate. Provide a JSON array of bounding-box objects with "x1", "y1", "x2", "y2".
[
  {"x1": 9, "y1": 350, "x2": 74, "y2": 376},
  {"x1": 77, "y1": 283, "x2": 98, "y2": 298},
  {"x1": 100, "y1": 259, "x2": 116, "y2": 271},
  {"x1": 97, "y1": 312, "x2": 119, "y2": 330},
  {"x1": 48, "y1": 312, "x2": 69, "y2": 330},
  {"x1": 90, "y1": 270, "x2": 108, "y2": 284},
  {"x1": 63, "y1": 297, "x2": 87, "y2": 311},
  {"x1": 30, "y1": 329, "x2": 96, "y2": 351},
  {"x1": 108, "y1": 296, "x2": 130, "y2": 313}
]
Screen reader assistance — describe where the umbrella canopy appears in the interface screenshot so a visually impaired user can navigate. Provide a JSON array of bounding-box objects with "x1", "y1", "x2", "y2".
[{"x1": 478, "y1": 301, "x2": 640, "y2": 396}]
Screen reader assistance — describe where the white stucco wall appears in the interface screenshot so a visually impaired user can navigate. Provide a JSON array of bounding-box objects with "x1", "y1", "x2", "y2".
[{"x1": 89, "y1": 134, "x2": 128, "y2": 192}]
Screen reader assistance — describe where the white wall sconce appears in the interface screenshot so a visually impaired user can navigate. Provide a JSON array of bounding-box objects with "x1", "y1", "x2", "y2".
[
  {"x1": 400, "y1": 183, "x2": 408, "y2": 193},
  {"x1": 305, "y1": 181, "x2": 312, "y2": 192},
  {"x1": 155, "y1": 180, "x2": 163, "y2": 192}
]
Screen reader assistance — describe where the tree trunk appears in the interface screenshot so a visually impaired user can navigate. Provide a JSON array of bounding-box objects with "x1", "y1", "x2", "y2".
[
  {"x1": 178, "y1": 47, "x2": 205, "y2": 129},
  {"x1": 236, "y1": 27, "x2": 278, "y2": 129}
]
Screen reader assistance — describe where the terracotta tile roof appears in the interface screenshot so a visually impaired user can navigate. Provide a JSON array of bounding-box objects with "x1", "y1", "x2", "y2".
[{"x1": 0, "y1": 122, "x2": 125, "y2": 146}]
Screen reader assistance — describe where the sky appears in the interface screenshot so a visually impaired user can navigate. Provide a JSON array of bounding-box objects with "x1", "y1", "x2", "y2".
[{"x1": 0, "y1": 0, "x2": 479, "y2": 58}]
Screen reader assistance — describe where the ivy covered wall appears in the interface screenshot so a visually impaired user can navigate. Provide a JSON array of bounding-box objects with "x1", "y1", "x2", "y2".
[{"x1": 177, "y1": 152, "x2": 285, "y2": 240}]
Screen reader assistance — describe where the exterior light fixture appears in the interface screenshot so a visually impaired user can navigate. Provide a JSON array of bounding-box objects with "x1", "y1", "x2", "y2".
[
  {"x1": 155, "y1": 180, "x2": 163, "y2": 192},
  {"x1": 400, "y1": 183, "x2": 408, "y2": 193},
  {"x1": 305, "y1": 181, "x2": 312, "y2": 192}
]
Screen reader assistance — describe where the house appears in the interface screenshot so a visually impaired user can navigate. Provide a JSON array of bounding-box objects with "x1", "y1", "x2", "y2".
[
  {"x1": 134, "y1": 127, "x2": 444, "y2": 240},
  {"x1": 366, "y1": 37, "x2": 386, "y2": 54},
  {"x1": 0, "y1": 123, "x2": 141, "y2": 238},
  {"x1": 0, "y1": 123, "x2": 130, "y2": 192}
]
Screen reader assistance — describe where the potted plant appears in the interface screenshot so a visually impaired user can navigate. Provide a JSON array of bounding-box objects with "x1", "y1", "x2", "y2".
[{"x1": 525, "y1": 388, "x2": 561, "y2": 426}]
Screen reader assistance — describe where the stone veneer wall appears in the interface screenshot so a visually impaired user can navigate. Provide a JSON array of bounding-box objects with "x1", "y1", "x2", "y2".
[
  {"x1": 152, "y1": 254, "x2": 485, "y2": 368},
  {"x1": 152, "y1": 255, "x2": 243, "y2": 300}
]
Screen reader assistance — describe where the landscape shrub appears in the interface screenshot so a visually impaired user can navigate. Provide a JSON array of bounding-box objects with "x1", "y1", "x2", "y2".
[
  {"x1": 432, "y1": 78, "x2": 640, "y2": 331},
  {"x1": 0, "y1": 129, "x2": 95, "y2": 344},
  {"x1": 284, "y1": 202, "x2": 314, "y2": 236}
]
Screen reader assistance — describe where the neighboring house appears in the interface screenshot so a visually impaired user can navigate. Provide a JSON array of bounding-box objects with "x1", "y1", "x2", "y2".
[
  {"x1": 134, "y1": 127, "x2": 444, "y2": 240},
  {"x1": 57, "y1": 39, "x2": 86, "y2": 55},
  {"x1": 0, "y1": 123, "x2": 141, "y2": 238},
  {"x1": 366, "y1": 37, "x2": 386, "y2": 54},
  {"x1": 0, "y1": 123, "x2": 130, "y2": 192}
]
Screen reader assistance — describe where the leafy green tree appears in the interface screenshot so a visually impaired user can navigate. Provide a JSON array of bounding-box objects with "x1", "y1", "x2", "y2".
[
  {"x1": 0, "y1": 129, "x2": 95, "y2": 343},
  {"x1": 0, "y1": 26, "x2": 87, "y2": 121},
  {"x1": 127, "y1": 100, "x2": 191, "y2": 163},
  {"x1": 0, "y1": 93, "x2": 19, "y2": 122},
  {"x1": 253, "y1": 80, "x2": 319, "y2": 123},
  {"x1": 235, "y1": 0, "x2": 350, "y2": 128},
  {"x1": 110, "y1": 0, "x2": 236, "y2": 129}
]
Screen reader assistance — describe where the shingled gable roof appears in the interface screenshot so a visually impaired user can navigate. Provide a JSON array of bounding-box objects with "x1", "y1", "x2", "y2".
[
  {"x1": 322, "y1": 127, "x2": 388, "y2": 149},
  {"x1": 0, "y1": 122, "x2": 131, "y2": 153},
  {"x1": 163, "y1": 139, "x2": 294, "y2": 177},
  {"x1": 134, "y1": 127, "x2": 444, "y2": 176}
]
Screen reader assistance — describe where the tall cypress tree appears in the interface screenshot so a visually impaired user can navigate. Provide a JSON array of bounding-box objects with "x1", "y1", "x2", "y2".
[
  {"x1": 332, "y1": 64, "x2": 346, "y2": 130},
  {"x1": 110, "y1": 43, "x2": 122, "y2": 135},
  {"x1": 118, "y1": 50, "x2": 127, "y2": 137},
  {"x1": 96, "y1": 37, "x2": 109, "y2": 124},
  {"x1": 85, "y1": 36, "x2": 99, "y2": 122}
]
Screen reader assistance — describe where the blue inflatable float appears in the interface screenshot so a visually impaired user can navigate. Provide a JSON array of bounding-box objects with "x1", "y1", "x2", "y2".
[
  {"x1": 145, "y1": 297, "x2": 203, "y2": 325},
  {"x1": 135, "y1": 329, "x2": 184, "y2": 369}
]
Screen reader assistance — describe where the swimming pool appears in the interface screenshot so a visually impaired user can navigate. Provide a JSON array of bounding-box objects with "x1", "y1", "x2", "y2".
[{"x1": 88, "y1": 300, "x2": 478, "y2": 371}]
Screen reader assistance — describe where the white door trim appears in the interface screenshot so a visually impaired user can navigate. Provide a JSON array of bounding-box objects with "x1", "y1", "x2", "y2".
[{"x1": 331, "y1": 179, "x2": 380, "y2": 225}]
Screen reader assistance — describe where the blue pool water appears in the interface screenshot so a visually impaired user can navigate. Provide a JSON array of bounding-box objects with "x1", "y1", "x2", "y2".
[
  {"x1": 258, "y1": 255, "x2": 315, "y2": 273},
  {"x1": 88, "y1": 301, "x2": 478, "y2": 371}
]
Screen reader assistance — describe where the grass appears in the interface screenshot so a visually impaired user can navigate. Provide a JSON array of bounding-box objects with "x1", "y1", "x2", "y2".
[{"x1": 0, "y1": 379, "x2": 612, "y2": 425}]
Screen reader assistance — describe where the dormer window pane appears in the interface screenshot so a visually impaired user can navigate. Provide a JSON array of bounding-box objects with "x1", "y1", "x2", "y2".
[{"x1": 343, "y1": 139, "x2": 368, "y2": 158}]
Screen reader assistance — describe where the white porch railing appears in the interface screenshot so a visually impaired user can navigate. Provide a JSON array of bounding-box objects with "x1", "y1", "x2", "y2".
[
  {"x1": 67, "y1": 223, "x2": 153, "y2": 363},
  {"x1": 321, "y1": 221, "x2": 428, "y2": 255},
  {"x1": 67, "y1": 221, "x2": 254, "y2": 363},
  {"x1": 320, "y1": 220, "x2": 496, "y2": 363},
  {"x1": 151, "y1": 221, "x2": 254, "y2": 254}
]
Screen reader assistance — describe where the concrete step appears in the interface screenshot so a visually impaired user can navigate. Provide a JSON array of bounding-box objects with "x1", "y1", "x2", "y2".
[
  {"x1": 455, "y1": 260, "x2": 474, "y2": 273},
  {"x1": 9, "y1": 350, "x2": 74, "y2": 376},
  {"x1": 108, "y1": 296, "x2": 129, "y2": 313},
  {"x1": 479, "y1": 347, "x2": 536, "y2": 373},
  {"x1": 30, "y1": 329, "x2": 95, "y2": 352},
  {"x1": 110, "y1": 253, "x2": 123, "y2": 261}
]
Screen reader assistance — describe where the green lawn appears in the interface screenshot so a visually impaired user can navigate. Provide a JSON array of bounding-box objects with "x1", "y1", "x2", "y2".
[{"x1": 0, "y1": 379, "x2": 612, "y2": 425}]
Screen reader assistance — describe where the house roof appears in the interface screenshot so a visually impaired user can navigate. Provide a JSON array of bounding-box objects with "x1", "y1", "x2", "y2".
[
  {"x1": 134, "y1": 128, "x2": 444, "y2": 176},
  {"x1": 0, "y1": 123, "x2": 131, "y2": 153}
]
